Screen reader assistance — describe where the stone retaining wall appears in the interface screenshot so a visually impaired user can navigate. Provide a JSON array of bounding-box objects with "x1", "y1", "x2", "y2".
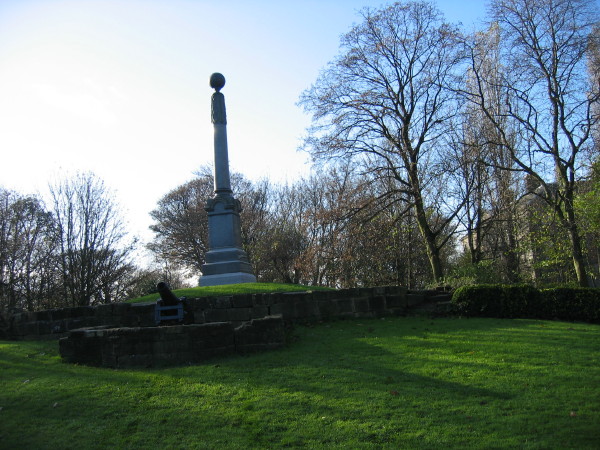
[
  {"x1": 59, "y1": 315, "x2": 285, "y2": 368},
  {"x1": 8, "y1": 286, "x2": 447, "y2": 340}
]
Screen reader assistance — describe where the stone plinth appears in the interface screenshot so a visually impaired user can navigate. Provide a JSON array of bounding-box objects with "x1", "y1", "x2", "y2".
[{"x1": 200, "y1": 193, "x2": 256, "y2": 286}]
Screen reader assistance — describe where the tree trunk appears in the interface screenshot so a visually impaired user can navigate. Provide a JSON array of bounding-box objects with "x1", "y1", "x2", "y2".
[
  {"x1": 413, "y1": 197, "x2": 444, "y2": 283},
  {"x1": 567, "y1": 223, "x2": 589, "y2": 287}
]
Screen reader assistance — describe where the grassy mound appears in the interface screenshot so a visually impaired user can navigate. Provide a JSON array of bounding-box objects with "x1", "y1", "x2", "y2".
[
  {"x1": 127, "y1": 282, "x2": 333, "y2": 303},
  {"x1": 1, "y1": 317, "x2": 599, "y2": 448}
]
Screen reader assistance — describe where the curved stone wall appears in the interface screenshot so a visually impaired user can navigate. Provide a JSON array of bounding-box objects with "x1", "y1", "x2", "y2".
[{"x1": 8, "y1": 286, "x2": 449, "y2": 340}]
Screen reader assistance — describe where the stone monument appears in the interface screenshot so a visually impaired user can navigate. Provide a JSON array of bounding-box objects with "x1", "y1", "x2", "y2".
[{"x1": 199, "y1": 73, "x2": 257, "y2": 286}]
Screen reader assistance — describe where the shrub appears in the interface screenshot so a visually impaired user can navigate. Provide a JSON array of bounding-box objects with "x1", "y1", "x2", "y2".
[
  {"x1": 539, "y1": 288, "x2": 600, "y2": 323},
  {"x1": 451, "y1": 285, "x2": 600, "y2": 323},
  {"x1": 451, "y1": 284, "x2": 538, "y2": 318}
]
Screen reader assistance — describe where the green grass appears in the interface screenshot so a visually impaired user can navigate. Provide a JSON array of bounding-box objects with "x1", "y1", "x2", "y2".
[
  {"x1": 1, "y1": 317, "x2": 599, "y2": 448},
  {"x1": 127, "y1": 282, "x2": 332, "y2": 303}
]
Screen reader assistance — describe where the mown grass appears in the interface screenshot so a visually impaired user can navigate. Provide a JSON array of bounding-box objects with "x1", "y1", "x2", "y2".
[
  {"x1": 1, "y1": 317, "x2": 599, "y2": 449},
  {"x1": 127, "y1": 282, "x2": 332, "y2": 303}
]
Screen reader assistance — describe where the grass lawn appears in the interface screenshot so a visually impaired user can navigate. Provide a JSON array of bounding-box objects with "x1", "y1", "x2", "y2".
[
  {"x1": 127, "y1": 282, "x2": 333, "y2": 303},
  {"x1": 1, "y1": 317, "x2": 599, "y2": 449}
]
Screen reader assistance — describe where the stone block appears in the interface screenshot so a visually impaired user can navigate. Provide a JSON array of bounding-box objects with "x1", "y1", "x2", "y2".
[
  {"x1": 386, "y1": 294, "x2": 406, "y2": 308},
  {"x1": 112, "y1": 303, "x2": 132, "y2": 326},
  {"x1": 189, "y1": 297, "x2": 211, "y2": 311},
  {"x1": 369, "y1": 296, "x2": 386, "y2": 312},
  {"x1": 34, "y1": 310, "x2": 52, "y2": 321},
  {"x1": 251, "y1": 305, "x2": 269, "y2": 319},
  {"x1": 317, "y1": 300, "x2": 339, "y2": 318},
  {"x1": 359, "y1": 288, "x2": 376, "y2": 297},
  {"x1": 385, "y1": 286, "x2": 408, "y2": 296},
  {"x1": 95, "y1": 304, "x2": 114, "y2": 320},
  {"x1": 406, "y1": 293, "x2": 425, "y2": 306},
  {"x1": 36, "y1": 320, "x2": 53, "y2": 335},
  {"x1": 59, "y1": 334, "x2": 103, "y2": 366},
  {"x1": 269, "y1": 301, "x2": 295, "y2": 319},
  {"x1": 354, "y1": 298, "x2": 370, "y2": 313},
  {"x1": 50, "y1": 308, "x2": 70, "y2": 320},
  {"x1": 336, "y1": 298, "x2": 354, "y2": 314},
  {"x1": 50, "y1": 320, "x2": 67, "y2": 334},
  {"x1": 204, "y1": 308, "x2": 229, "y2": 323},
  {"x1": 23, "y1": 321, "x2": 38, "y2": 336},
  {"x1": 253, "y1": 293, "x2": 272, "y2": 306},
  {"x1": 188, "y1": 322, "x2": 235, "y2": 348},
  {"x1": 373, "y1": 286, "x2": 386, "y2": 295},
  {"x1": 283, "y1": 292, "x2": 313, "y2": 303},
  {"x1": 130, "y1": 303, "x2": 156, "y2": 327},
  {"x1": 234, "y1": 316, "x2": 284, "y2": 354},
  {"x1": 267, "y1": 293, "x2": 284, "y2": 305},
  {"x1": 311, "y1": 291, "x2": 331, "y2": 302},
  {"x1": 192, "y1": 311, "x2": 206, "y2": 324},
  {"x1": 209, "y1": 296, "x2": 232, "y2": 309},
  {"x1": 153, "y1": 339, "x2": 186, "y2": 355},
  {"x1": 227, "y1": 308, "x2": 251, "y2": 322},
  {"x1": 67, "y1": 317, "x2": 98, "y2": 332},
  {"x1": 294, "y1": 301, "x2": 319, "y2": 319},
  {"x1": 232, "y1": 294, "x2": 254, "y2": 308}
]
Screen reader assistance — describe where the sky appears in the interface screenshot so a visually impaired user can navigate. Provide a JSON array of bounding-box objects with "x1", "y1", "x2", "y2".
[{"x1": 0, "y1": 0, "x2": 488, "y2": 249}]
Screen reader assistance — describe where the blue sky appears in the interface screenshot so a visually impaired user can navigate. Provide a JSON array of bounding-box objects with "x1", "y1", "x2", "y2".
[{"x1": 0, "y1": 0, "x2": 488, "y2": 245}]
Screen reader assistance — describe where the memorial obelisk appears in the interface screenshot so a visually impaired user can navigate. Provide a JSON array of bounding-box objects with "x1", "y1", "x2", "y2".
[{"x1": 199, "y1": 73, "x2": 257, "y2": 286}]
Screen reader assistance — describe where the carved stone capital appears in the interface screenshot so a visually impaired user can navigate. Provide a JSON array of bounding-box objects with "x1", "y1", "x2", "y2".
[{"x1": 205, "y1": 193, "x2": 242, "y2": 213}]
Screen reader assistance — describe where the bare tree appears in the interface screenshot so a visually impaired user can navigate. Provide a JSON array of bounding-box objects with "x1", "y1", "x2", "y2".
[
  {"x1": 463, "y1": 0, "x2": 599, "y2": 286},
  {"x1": 300, "y1": 1, "x2": 465, "y2": 283},
  {"x1": 453, "y1": 23, "x2": 524, "y2": 282},
  {"x1": 0, "y1": 189, "x2": 58, "y2": 312},
  {"x1": 49, "y1": 173, "x2": 136, "y2": 306}
]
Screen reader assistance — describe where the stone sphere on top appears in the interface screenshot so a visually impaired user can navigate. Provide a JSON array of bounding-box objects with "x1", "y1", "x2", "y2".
[{"x1": 210, "y1": 73, "x2": 226, "y2": 91}]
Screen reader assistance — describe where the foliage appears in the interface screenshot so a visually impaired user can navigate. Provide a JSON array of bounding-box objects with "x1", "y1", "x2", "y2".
[
  {"x1": 126, "y1": 282, "x2": 332, "y2": 303},
  {"x1": 539, "y1": 288, "x2": 600, "y2": 322},
  {"x1": 452, "y1": 284, "x2": 600, "y2": 322},
  {"x1": 1, "y1": 318, "x2": 598, "y2": 448},
  {"x1": 575, "y1": 158, "x2": 600, "y2": 284},
  {"x1": 452, "y1": 284, "x2": 540, "y2": 318},
  {"x1": 147, "y1": 173, "x2": 212, "y2": 275},
  {"x1": 439, "y1": 258, "x2": 505, "y2": 289},
  {"x1": 520, "y1": 198, "x2": 578, "y2": 285}
]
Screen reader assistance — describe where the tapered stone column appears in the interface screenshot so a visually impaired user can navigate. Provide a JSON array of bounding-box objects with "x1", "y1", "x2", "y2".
[{"x1": 199, "y1": 73, "x2": 257, "y2": 286}]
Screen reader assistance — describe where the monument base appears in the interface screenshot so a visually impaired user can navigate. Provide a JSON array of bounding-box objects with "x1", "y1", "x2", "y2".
[
  {"x1": 199, "y1": 246, "x2": 257, "y2": 286},
  {"x1": 199, "y1": 271, "x2": 257, "y2": 287}
]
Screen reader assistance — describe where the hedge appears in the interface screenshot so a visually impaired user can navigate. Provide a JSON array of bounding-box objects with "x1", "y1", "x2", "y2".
[{"x1": 451, "y1": 285, "x2": 600, "y2": 323}]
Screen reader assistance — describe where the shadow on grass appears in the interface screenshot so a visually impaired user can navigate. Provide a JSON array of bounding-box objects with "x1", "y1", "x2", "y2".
[{"x1": 1, "y1": 317, "x2": 599, "y2": 448}]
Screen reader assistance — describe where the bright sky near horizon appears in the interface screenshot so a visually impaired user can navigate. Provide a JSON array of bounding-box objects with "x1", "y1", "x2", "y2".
[{"x1": 0, "y1": 0, "x2": 487, "y2": 248}]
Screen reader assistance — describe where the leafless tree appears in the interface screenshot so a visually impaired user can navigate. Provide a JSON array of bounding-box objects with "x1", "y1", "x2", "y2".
[
  {"x1": 49, "y1": 172, "x2": 136, "y2": 306},
  {"x1": 300, "y1": 1, "x2": 465, "y2": 282},
  {"x1": 453, "y1": 23, "x2": 523, "y2": 281},
  {"x1": 462, "y1": 0, "x2": 600, "y2": 286},
  {"x1": 0, "y1": 189, "x2": 58, "y2": 312}
]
